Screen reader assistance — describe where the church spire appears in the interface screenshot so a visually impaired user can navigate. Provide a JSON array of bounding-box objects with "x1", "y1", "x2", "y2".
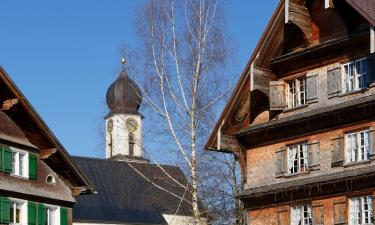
[{"x1": 104, "y1": 58, "x2": 146, "y2": 163}]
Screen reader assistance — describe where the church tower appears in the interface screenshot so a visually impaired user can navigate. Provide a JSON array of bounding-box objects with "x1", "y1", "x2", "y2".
[{"x1": 105, "y1": 60, "x2": 144, "y2": 162}]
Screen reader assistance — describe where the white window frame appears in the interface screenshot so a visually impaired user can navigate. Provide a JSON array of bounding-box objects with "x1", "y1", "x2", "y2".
[
  {"x1": 287, "y1": 77, "x2": 307, "y2": 109},
  {"x1": 342, "y1": 58, "x2": 367, "y2": 93},
  {"x1": 9, "y1": 198, "x2": 27, "y2": 225},
  {"x1": 291, "y1": 204, "x2": 312, "y2": 225},
  {"x1": 349, "y1": 196, "x2": 374, "y2": 225},
  {"x1": 345, "y1": 130, "x2": 370, "y2": 163},
  {"x1": 44, "y1": 205, "x2": 60, "y2": 225},
  {"x1": 287, "y1": 142, "x2": 308, "y2": 174},
  {"x1": 11, "y1": 148, "x2": 29, "y2": 179}
]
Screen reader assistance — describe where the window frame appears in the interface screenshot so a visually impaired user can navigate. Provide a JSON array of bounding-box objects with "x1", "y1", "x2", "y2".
[
  {"x1": 342, "y1": 58, "x2": 368, "y2": 93},
  {"x1": 44, "y1": 205, "x2": 60, "y2": 225},
  {"x1": 291, "y1": 204, "x2": 312, "y2": 225},
  {"x1": 287, "y1": 142, "x2": 309, "y2": 175},
  {"x1": 349, "y1": 196, "x2": 374, "y2": 225},
  {"x1": 9, "y1": 198, "x2": 26, "y2": 225},
  {"x1": 287, "y1": 77, "x2": 307, "y2": 109},
  {"x1": 345, "y1": 129, "x2": 371, "y2": 164},
  {"x1": 10, "y1": 148, "x2": 29, "y2": 179}
]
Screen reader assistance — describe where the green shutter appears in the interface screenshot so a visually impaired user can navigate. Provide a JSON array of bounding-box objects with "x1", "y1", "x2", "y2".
[
  {"x1": 3, "y1": 147, "x2": 12, "y2": 174},
  {"x1": 28, "y1": 202, "x2": 37, "y2": 225},
  {"x1": 29, "y1": 154, "x2": 37, "y2": 180},
  {"x1": 37, "y1": 204, "x2": 45, "y2": 225},
  {"x1": 0, "y1": 197, "x2": 11, "y2": 224},
  {"x1": 60, "y1": 208, "x2": 67, "y2": 225}
]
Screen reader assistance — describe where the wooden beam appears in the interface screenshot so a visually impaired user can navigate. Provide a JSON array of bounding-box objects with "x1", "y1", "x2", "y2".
[
  {"x1": 371, "y1": 26, "x2": 375, "y2": 54},
  {"x1": 220, "y1": 135, "x2": 241, "y2": 152},
  {"x1": 252, "y1": 67, "x2": 276, "y2": 96},
  {"x1": 1, "y1": 98, "x2": 19, "y2": 110},
  {"x1": 285, "y1": 0, "x2": 290, "y2": 24},
  {"x1": 71, "y1": 187, "x2": 87, "y2": 196},
  {"x1": 40, "y1": 148, "x2": 57, "y2": 159}
]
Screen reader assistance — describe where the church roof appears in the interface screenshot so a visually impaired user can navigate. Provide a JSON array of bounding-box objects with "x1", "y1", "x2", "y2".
[
  {"x1": 106, "y1": 70, "x2": 143, "y2": 116},
  {"x1": 72, "y1": 156, "x2": 194, "y2": 225}
]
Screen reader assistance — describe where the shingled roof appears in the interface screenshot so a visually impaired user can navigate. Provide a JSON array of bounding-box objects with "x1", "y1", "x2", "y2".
[
  {"x1": 72, "y1": 156, "x2": 194, "y2": 225},
  {"x1": 346, "y1": 0, "x2": 375, "y2": 26}
]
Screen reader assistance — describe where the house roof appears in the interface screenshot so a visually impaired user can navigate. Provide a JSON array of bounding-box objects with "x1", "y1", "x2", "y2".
[
  {"x1": 72, "y1": 156, "x2": 194, "y2": 225},
  {"x1": 345, "y1": 0, "x2": 375, "y2": 26},
  {"x1": 0, "y1": 67, "x2": 95, "y2": 194}
]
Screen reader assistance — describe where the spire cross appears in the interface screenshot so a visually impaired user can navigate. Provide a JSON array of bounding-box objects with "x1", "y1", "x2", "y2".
[{"x1": 121, "y1": 57, "x2": 126, "y2": 71}]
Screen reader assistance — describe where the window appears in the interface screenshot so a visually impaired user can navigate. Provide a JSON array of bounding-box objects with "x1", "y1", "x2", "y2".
[
  {"x1": 349, "y1": 196, "x2": 374, "y2": 225},
  {"x1": 343, "y1": 58, "x2": 367, "y2": 93},
  {"x1": 346, "y1": 130, "x2": 370, "y2": 163},
  {"x1": 288, "y1": 143, "x2": 308, "y2": 174},
  {"x1": 9, "y1": 200, "x2": 25, "y2": 225},
  {"x1": 11, "y1": 149, "x2": 28, "y2": 178},
  {"x1": 287, "y1": 77, "x2": 307, "y2": 109},
  {"x1": 45, "y1": 206, "x2": 58, "y2": 225},
  {"x1": 129, "y1": 132, "x2": 135, "y2": 156},
  {"x1": 291, "y1": 205, "x2": 312, "y2": 225}
]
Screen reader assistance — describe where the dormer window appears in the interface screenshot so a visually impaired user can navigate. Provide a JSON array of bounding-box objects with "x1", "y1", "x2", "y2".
[
  {"x1": 343, "y1": 58, "x2": 367, "y2": 93},
  {"x1": 287, "y1": 77, "x2": 307, "y2": 109}
]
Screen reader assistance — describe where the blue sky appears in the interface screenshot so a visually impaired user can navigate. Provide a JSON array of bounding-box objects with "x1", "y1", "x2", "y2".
[{"x1": 0, "y1": 0, "x2": 278, "y2": 158}]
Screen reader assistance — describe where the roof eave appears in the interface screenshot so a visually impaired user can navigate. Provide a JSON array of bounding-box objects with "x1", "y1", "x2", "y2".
[{"x1": 204, "y1": 1, "x2": 285, "y2": 151}]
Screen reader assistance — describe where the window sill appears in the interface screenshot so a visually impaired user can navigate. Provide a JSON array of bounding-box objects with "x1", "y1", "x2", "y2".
[
  {"x1": 283, "y1": 170, "x2": 310, "y2": 178},
  {"x1": 283, "y1": 104, "x2": 309, "y2": 113},
  {"x1": 10, "y1": 174, "x2": 29, "y2": 180},
  {"x1": 343, "y1": 160, "x2": 372, "y2": 167},
  {"x1": 339, "y1": 88, "x2": 368, "y2": 97}
]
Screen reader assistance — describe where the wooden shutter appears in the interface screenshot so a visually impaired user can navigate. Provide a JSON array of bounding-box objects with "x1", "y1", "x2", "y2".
[
  {"x1": 37, "y1": 204, "x2": 45, "y2": 225},
  {"x1": 333, "y1": 201, "x2": 347, "y2": 225},
  {"x1": 277, "y1": 207, "x2": 290, "y2": 225},
  {"x1": 3, "y1": 147, "x2": 12, "y2": 174},
  {"x1": 331, "y1": 137, "x2": 344, "y2": 167},
  {"x1": 327, "y1": 67, "x2": 341, "y2": 96},
  {"x1": 29, "y1": 154, "x2": 37, "y2": 180},
  {"x1": 306, "y1": 74, "x2": 318, "y2": 102},
  {"x1": 275, "y1": 147, "x2": 287, "y2": 176},
  {"x1": 308, "y1": 142, "x2": 320, "y2": 168},
  {"x1": 312, "y1": 205, "x2": 324, "y2": 225},
  {"x1": 60, "y1": 208, "x2": 68, "y2": 225},
  {"x1": 367, "y1": 54, "x2": 375, "y2": 87},
  {"x1": 270, "y1": 81, "x2": 286, "y2": 111},
  {"x1": 0, "y1": 197, "x2": 11, "y2": 224},
  {"x1": 369, "y1": 129, "x2": 375, "y2": 159},
  {"x1": 28, "y1": 202, "x2": 37, "y2": 225}
]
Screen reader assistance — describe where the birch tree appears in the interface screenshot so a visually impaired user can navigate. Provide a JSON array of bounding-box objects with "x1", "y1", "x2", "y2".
[{"x1": 132, "y1": 0, "x2": 233, "y2": 224}]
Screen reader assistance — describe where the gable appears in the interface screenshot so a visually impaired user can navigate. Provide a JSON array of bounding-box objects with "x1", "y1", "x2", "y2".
[
  {"x1": 0, "y1": 67, "x2": 94, "y2": 195},
  {"x1": 206, "y1": 0, "x2": 375, "y2": 153}
]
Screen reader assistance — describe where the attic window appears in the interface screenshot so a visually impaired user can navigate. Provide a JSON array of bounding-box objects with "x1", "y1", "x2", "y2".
[{"x1": 46, "y1": 174, "x2": 56, "y2": 184}]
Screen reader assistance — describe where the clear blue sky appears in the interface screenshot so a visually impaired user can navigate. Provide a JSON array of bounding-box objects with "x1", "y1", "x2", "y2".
[{"x1": 0, "y1": 1, "x2": 278, "y2": 158}]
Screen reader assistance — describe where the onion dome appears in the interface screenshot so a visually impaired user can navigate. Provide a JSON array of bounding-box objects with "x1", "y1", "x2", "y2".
[{"x1": 106, "y1": 69, "x2": 142, "y2": 116}]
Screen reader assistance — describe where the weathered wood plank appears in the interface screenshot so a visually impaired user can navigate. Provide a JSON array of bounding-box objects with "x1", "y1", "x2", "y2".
[
  {"x1": 40, "y1": 148, "x2": 57, "y2": 159},
  {"x1": 1, "y1": 98, "x2": 19, "y2": 110},
  {"x1": 220, "y1": 135, "x2": 241, "y2": 152},
  {"x1": 252, "y1": 67, "x2": 276, "y2": 95}
]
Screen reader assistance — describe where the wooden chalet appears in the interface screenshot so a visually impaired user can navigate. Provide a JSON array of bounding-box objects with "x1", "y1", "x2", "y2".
[
  {"x1": 206, "y1": 0, "x2": 375, "y2": 224},
  {"x1": 0, "y1": 68, "x2": 94, "y2": 225}
]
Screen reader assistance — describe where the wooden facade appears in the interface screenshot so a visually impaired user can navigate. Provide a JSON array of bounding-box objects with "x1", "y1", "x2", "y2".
[
  {"x1": 0, "y1": 68, "x2": 94, "y2": 225},
  {"x1": 206, "y1": 0, "x2": 375, "y2": 224}
]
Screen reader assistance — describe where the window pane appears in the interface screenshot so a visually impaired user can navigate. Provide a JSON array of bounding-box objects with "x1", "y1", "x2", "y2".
[
  {"x1": 288, "y1": 81, "x2": 296, "y2": 108},
  {"x1": 12, "y1": 152, "x2": 17, "y2": 175},
  {"x1": 299, "y1": 78, "x2": 306, "y2": 106},
  {"x1": 356, "y1": 59, "x2": 367, "y2": 89},
  {"x1": 10, "y1": 203, "x2": 15, "y2": 223},
  {"x1": 19, "y1": 153, "x2": 25, "y2": 177}
]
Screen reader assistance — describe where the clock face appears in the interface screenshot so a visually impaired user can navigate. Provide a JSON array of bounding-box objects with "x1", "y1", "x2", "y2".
[
  {"x1": 126, "y1": 118, "x2": 138, "y2": 132},
  {"x1": 107, "y1": 120, "x2": 114, "y2": 133}
]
